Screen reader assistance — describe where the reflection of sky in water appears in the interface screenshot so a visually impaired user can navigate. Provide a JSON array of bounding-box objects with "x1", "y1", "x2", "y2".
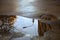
[
  {"x1": 20, "y1": 6, "x2": 35, "y2": 13},
  {"x1": 14, "y1": 16, "x2": 38, "y2": 36},
  {"x1": 17, "y1": 0, "x2": 36, "y2": 13}
]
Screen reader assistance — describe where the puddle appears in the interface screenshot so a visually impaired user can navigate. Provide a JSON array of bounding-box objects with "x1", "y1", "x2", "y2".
[{"x1": 13, "y1": 16, "x2": 38, "y2": 36}]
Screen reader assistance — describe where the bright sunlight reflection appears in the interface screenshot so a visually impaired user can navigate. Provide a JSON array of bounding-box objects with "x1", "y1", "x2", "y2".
[{"x1": 17, "y1": 0, "x2": 36, "y2": 14}]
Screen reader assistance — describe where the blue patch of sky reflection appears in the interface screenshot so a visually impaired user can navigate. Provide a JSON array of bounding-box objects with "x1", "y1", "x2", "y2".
[{"x1": 13, "y1": 16, "x2": 38, "y2": 36}]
